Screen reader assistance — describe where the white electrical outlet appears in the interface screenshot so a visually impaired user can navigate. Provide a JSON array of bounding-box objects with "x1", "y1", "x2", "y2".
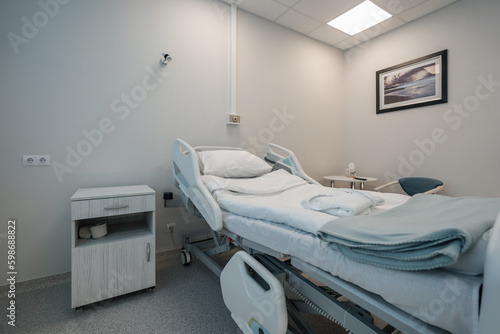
[
  {"x1": 23, "y1": 155, "x2": 35, "y2": 166},
  {"x1": 166, "y1": 223, "x2": 175, "y2": 232},
  {"x1": 23, "y1": 155, "x2": 51, "y2": 166},
  {"x1": 38, "y1": 155, "x2": 50, "y2": 165}
]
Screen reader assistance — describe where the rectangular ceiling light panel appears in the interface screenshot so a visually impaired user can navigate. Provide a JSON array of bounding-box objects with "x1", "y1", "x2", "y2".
[{"x1": 327, "y1": 1, "x2": 392, "y2": 36}]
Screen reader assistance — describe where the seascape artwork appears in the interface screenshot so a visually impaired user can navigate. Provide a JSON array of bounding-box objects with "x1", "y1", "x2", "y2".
[
  {"x1": 383, "y1": 64, "x2": 436, "y2": 105},
  {"x1": 376, "y1": 50, "x2": 447, "y2": 114}
]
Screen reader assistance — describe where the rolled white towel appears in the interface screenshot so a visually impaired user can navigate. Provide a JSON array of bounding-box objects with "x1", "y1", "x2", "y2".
[
  {"x1": 90, "y1": 222, "x2": 108, "y2": 239},
  {"x1": 78, "y1": 226, "x2": 91, "y2": 239}
]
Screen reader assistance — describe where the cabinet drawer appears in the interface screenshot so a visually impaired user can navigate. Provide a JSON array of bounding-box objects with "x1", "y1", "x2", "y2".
[{"x1": 71, "y1": 194, "x2": 155, "y2": 220}]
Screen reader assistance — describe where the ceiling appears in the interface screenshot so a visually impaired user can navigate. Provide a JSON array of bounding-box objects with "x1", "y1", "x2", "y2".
[{"x1": 219, "y1": 0, "x2": 459, "y2": 50}]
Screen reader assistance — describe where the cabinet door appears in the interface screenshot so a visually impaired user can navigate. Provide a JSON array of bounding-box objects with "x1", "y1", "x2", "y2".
[
  {"x1": 107, "y1": 235, "x2": 155, "y2": 297},
  {"x1": 72, "y1": 235, "x2": 155, "y2": 308},
  {"x1": 72, "y1": 241, "x2": 110, "y2": 308}
]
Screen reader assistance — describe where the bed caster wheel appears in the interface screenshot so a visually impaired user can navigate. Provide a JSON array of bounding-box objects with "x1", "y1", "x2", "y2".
[{"x1": 181, "y1": 250, "x2": 192, "y2": 266}]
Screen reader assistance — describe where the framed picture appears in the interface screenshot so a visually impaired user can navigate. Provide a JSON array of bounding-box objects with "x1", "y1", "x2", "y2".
[{"x1": 376, "y1": 50, "x2": 447, "y2": 114}]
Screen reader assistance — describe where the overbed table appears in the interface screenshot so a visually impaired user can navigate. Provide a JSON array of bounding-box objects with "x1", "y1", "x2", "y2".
[{"x1": 323, "y1": 175, "x2": 377, "y2": 190}]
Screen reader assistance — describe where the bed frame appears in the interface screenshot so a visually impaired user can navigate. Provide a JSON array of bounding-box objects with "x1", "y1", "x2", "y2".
[{"x1": 171, "y1": 138, "x2": 499, "y2": 334}]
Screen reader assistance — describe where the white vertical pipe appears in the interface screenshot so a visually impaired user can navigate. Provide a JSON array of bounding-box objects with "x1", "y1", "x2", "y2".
[{"x1": 230, "y1": 4, "x2": 237, "y2": 115}]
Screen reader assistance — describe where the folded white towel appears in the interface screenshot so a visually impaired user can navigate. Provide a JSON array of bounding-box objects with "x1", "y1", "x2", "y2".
[{"x1": 302, "y1": 189, "x2": 384, "y2": 217}]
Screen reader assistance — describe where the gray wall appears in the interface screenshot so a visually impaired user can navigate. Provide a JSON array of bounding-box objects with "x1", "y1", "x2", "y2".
[
  {"x1": 0, "y1": 0, "x2": 344, "y2": 283},
  {"x1": 342, "y1": 0, "x2": 500, "y2": 197}
]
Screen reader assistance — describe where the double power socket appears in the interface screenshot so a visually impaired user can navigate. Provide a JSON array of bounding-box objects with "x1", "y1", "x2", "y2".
[{"x1": 23, "y1": 155, "x2": 51, "y2": 166}]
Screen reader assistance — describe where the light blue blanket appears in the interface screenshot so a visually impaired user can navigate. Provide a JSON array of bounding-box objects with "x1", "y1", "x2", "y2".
[{"x1": 317, "y1": 194, "x2": 500, "y2": 271}]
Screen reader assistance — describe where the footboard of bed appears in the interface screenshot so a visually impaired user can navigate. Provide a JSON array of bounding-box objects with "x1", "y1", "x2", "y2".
[{"x1": 478, "y1": 210, "x2": 500, "y2": 334}]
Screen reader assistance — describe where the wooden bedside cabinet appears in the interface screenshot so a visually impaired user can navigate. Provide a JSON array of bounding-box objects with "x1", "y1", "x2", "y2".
[{"x1": 70, "y1": 185, "x2": 156, "y2": 309}]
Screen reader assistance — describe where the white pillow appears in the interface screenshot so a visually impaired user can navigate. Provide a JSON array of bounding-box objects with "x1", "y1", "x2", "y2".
[{"x1": 198, "y1": 150, "x2": 272, "y2": 178}]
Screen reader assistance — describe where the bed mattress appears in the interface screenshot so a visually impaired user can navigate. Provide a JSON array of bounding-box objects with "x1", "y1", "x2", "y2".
[{"x1": 222, "y1": 210, "x2": 482, "y2": 334}]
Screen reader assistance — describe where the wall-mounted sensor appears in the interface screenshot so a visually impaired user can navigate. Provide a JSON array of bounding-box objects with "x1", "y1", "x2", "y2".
[
  {"x1": 161, "y1": 53, "x2": 172, "y2": 65},
  {"x1": 226, "y1": 114, "x2": 241, "y2": 125}
]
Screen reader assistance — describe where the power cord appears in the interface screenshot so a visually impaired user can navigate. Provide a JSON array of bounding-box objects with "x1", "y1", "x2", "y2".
[{"x1": 168, "y1": 224, "x2": 177, "y2": 249}]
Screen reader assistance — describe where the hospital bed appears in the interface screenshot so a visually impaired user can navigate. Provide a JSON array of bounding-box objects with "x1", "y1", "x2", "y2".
[{"x1": 171, "y1": 138, "x2": 500, "y2": 334}]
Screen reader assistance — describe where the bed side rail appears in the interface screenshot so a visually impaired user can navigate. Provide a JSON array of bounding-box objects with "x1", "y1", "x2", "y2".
[
  {"x1": 171, "y1": 139, "x2": 223, "y2": 231},
  {"x1": 194, "y1": 145, "x2": 245, "y2": 152},
  {"x1": 265, "y1": 143, "x2": 319, "y2": 185},
  {"x1": 478, "y1": 209, "x2": 500, "y2": 334},
  {"x1": 220, "y1": 251, "x2": 288, "y2": 334}
]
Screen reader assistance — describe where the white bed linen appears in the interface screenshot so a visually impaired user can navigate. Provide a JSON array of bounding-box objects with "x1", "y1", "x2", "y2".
[
  {"x1": 202, "y1": 169, "x2": 307, "y2": 194},
  {"x1": 202, "y1": 170, "x2": 389, "y2": 235},
  {"x1": 223, "y1": 211, "x2": 481, "y2": 334}
]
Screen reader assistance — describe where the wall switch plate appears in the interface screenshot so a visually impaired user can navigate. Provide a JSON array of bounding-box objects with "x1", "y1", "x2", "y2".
[
  {"x1": 23, "y1": 155, "x2": 50, "y2": 166},
  {"x1": 226, "y1": 114, "x2": 241, "y2": 125}
]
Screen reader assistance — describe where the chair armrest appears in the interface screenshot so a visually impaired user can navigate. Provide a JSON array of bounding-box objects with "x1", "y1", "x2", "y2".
[
  {"x1": 423, "y1": 185, "x2": 444, "y2": 194},
  {"x1": 374, "y1": 180, "x2": 399, "y2": 192}
]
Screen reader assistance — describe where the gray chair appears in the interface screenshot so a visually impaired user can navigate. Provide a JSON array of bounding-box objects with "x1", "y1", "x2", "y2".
[{"x1": 374, "y1": 177, "x2": 444, "y2": 196}]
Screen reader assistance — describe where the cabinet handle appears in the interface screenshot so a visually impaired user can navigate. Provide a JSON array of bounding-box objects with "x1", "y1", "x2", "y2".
[
  {"x1": 146, "y1": 242, "x2": 151, "y2": 262},
  {"x1": 104, "y1": 204, "x2": 129, "y2": 210}
]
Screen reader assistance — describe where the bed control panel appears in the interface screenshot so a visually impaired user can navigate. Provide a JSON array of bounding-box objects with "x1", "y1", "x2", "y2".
[{"x1": 226, "y1": 114, "x2": 241, "y2": 125}]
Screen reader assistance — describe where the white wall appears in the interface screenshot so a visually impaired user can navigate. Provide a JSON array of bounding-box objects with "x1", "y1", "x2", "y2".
[
  {"x1": 343, "y1": 0, "x2": 500, "y2": 197},
  {"x1": 0, "y1": 0, "x2": 344, "y2": 283},
  {"x1": 236, "y1": 10, "x2": 345, "y2": 181}
]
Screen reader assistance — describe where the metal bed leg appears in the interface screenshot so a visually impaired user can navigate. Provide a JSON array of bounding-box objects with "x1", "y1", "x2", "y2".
[{"x1": 181, "y1": 234, "x2": 232, "y2": 277}]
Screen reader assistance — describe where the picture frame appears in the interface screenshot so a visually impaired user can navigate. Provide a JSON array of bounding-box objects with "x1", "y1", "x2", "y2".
[{"x1": 376, "y1": 50, "x2": 447, "y2": 114}]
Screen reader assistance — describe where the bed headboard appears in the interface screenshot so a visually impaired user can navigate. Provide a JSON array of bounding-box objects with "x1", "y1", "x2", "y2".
[
  {"x1": 171, "y1": 139, "x2": 319, "y2": 231},
  {"x1": 171, "y1": 139, "x2": 224, "y2": 231}
]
